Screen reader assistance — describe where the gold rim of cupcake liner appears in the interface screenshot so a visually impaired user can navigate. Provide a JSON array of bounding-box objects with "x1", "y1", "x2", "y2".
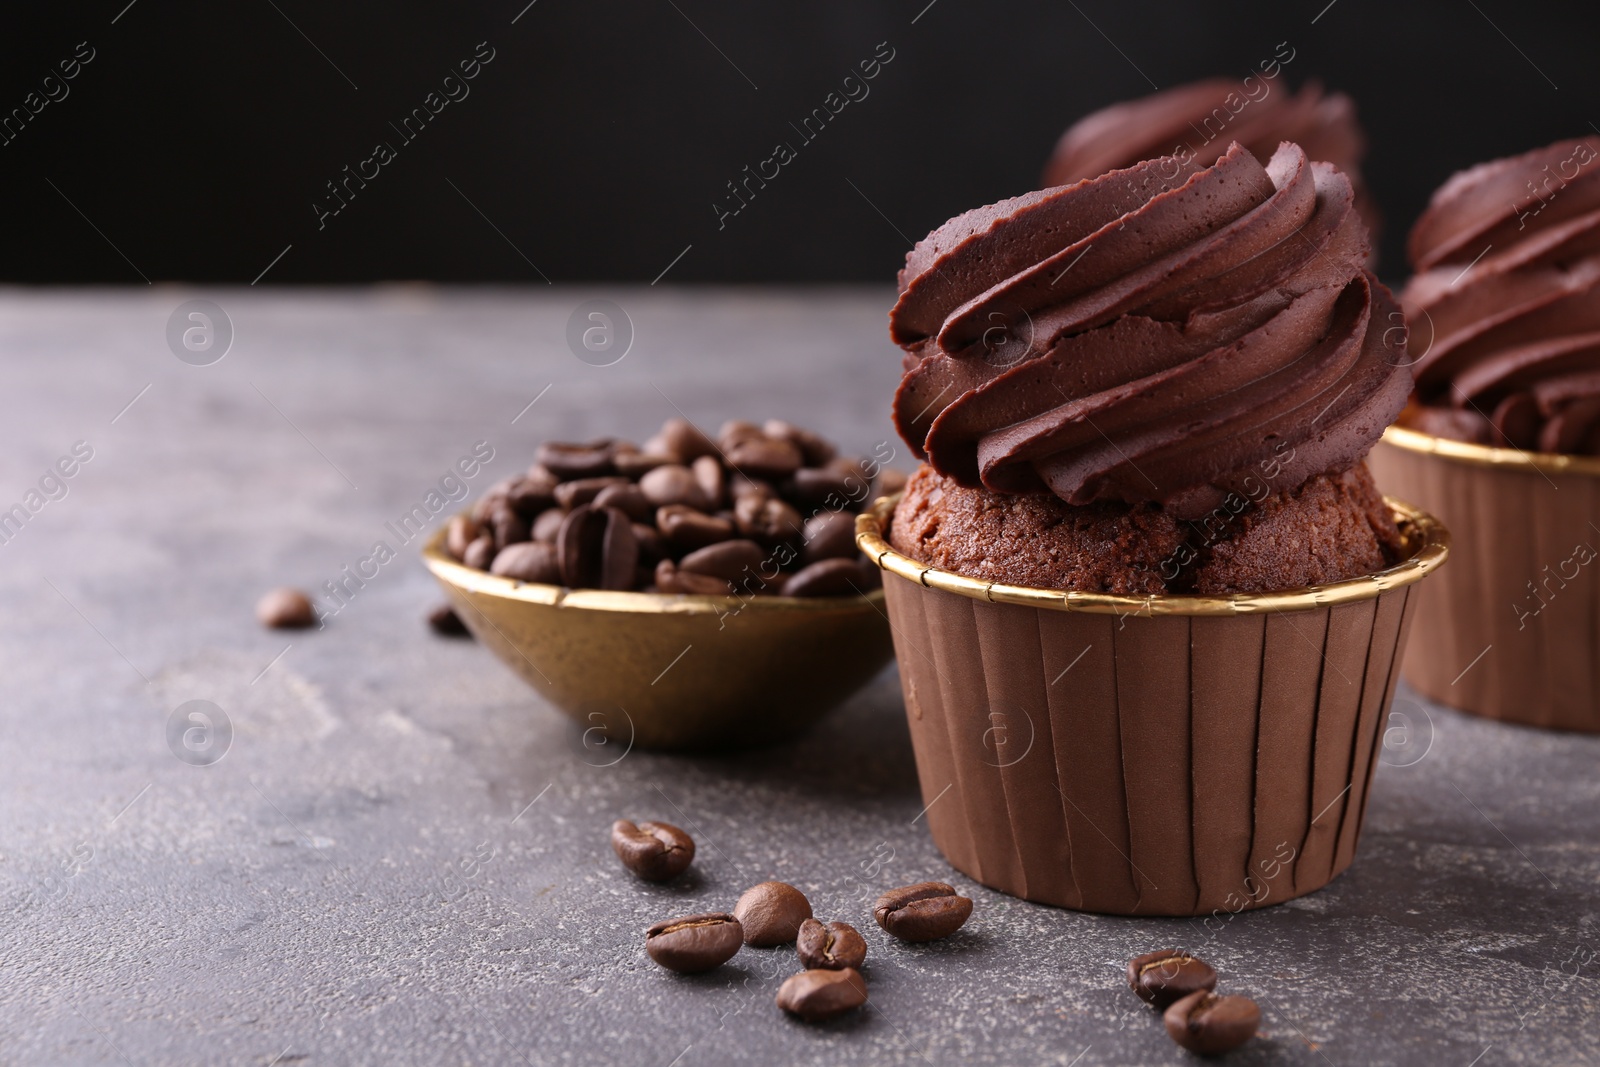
[
  {"x1": 855, "y1": 492, "x2": 1449, "y2": 617},
  {"x1": 1382, "y1": 424, "x2": 1600, "y2": 476},
  {"x1": 421, "y1": 521, "x2": 887, "y2": 615}
]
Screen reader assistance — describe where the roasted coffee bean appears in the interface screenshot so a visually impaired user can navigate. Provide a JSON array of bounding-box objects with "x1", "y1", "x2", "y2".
[
  {"x1": 610, "y1": 819, "x2": 695, "y2": 881},
  {"x1": 733, "y1": 881, "x2": 813, "y2": 946},
  {"x1": 718, "y1": 419, "x2": 764, "y2": 450},
  {"x1": 873, "y1": 882, "x2": 972, "y2": 942},
  {"x1": 657, "y1": 505, "x2": 735, "y2": 550},
  {"x1": 614, "y1": 447, "x2": 675, "y2": 478},
  {"x1": 472, "y1": 477, "x2": 515, "y2": 523},
  {"x1": 734, "y1": 494, "x2": 802, "y2": 545},
  {"x1": 726, "y1": 435, "x2": 803, "y2": 480},
  {"x1": 655, "y1": 559, "x2": 732, "y2": 596},
  {"x1": 873, "y1": 467, "x2": 909, "y2": 499},
  {"x1": 765, "y1": 419, "x2": 836, "y2": 467},
  {"x1": 784, "y1": 558, "x2": 867, "y2": 598},
  {"x1": 785, "y1": 468, "x2": 857, "y2": 512},
  {"x1": 445, "y1": 514, "x2": 481, "y2": 560},
  {"x1": 554, "y1": 476, "x2": 630, "y2": 510},
  {"x1": 639, "y1": 464, "x2": 713, "y2": 511},
  {"x1": 692, "y1": 455, "x2": 725, "y2": 510},
  {"x1": 661, "y1": 417, "x2": 719, "y2": 461},
  {"x1": 632, "y1": 523, "x2": 666, "y2": 563},
  {"x1": 1128, "y1": 950, "x2": 1218, "y2": 1008},
  {"x1": 1163, "y1": 991, "x2": 1260, "y2": 1056},
  {"x1": 679, "y1": 539, "x2": 767, "y2": 584},
  {"x1": 462, "y1": 535, "x2": 495, "y2": 571},
  {"x1": 645, "y1": 913, "x2": 743, "y2": 974},
  {"x1": 796, "y1": 918, "x2": 867, "y2": 971},
  {"x1": 490, "y1": 541, "x2": 562, "y2": 583},
  {"x1": 776, "y1": 967, "x2": 867, "y2": 1022},
  {"x1": 727, "y1": 473, "x2": 774, "y2": 503},
  {"x1": 559, "y1": 505, "x2": 640, "y2": 591},
  {"x1": 489, "y1": 504, "x2": 529, "y2": 550},
  {"x1": 427, "y1": 603, "x2": 470, "y2": 636},
  {"x1": 257, "y1": 588, "x2": 316, "y2": 629},
  {"x1": 801, "y1": 510, "x2": 858, "y2": 565},
  {"x1": 536, "y1": 440, "x2": 615, "y2": 480},
  {"x1": 531, "y1": 507, "x2": 568, "y2": 543},
  {"x1": 509, "y1": 468, "x2": 559, "y2": 515},
  {"x1": 593, "y1": 483, "x2": 654, "y2": 523}
]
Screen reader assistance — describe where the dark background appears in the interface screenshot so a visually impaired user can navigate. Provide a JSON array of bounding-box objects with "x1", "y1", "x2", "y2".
[{"x1": 1, "y1": 0, "x2": 1594, "y2": 285}]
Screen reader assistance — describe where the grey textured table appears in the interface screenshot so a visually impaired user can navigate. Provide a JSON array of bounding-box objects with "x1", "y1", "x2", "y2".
[{"x1": 2, "y1": 289, "x2": 1597, "y2": 1067}]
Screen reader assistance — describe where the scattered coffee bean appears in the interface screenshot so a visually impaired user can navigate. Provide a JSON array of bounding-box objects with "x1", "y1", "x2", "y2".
[
  {"x1": 490, "y1": 541, "x2": 562, "y2": 584},
  {"x1": 452, "y1": 418, "x2": 883, "y2": 596},
  {"x1": 531, "y1": 507, "x2": 567, "y2": 543},
  {"x1": 801, "y1": 510, "x2": 858, "y2": 565},
  {"x1": 873, "y1": 882, "x2": 972, "y2": 942},
  {"x1": 1128, "y1": 950, "x2": 1218, "y2": 1009},
  {"x1": 645, "y1": 913, "x2": 743, "y2": 974},
  {"x1": 559, "y1": 505, "x2": 639, "y2": 591},
  {"x1": 733, "y1": 881, "x2": 813, "y2": 946},
  {"x1": 554, "y1": 476, "x2": 630, "y2": 510},
  {"x1": 462, "y1": 535, "x2": 495, "y2": 571},
  {"x1": 445, "y1": 514, "x2": 481, "y2": 560},
  {"x1": 784, "y1": 558, "x2": 867, "y2": 598},
  {"x1": 610, "y1": 819, "x2": 695, "y2": 881},
  {"x1": 776, "y1": 967, "x2": 868, "y2": 1022},
  {"x1": 1163, "y1": 991, "x2": 1260, "y2": 1056},
  {"x1": 657, "y1": 505, "x2": 736, "y2": 550},
  {"x1": 679, "y1": 539, "x2": 767, "y2": 584},
  {"x1": 655, "y1": 559, "x2": 733, "y2": 595},
  {"x1": 427, "y1": 603, "x2": 470, "y2": 637},
  {"x1": 796, "y1": 919, "x2": 867, "y2": 971},
  {"x1": 257, "y1": 587, "x2": 316, "y2": 629},
  {"x1": 536, "y1": 440, "x2": 615, "y2": 480}
]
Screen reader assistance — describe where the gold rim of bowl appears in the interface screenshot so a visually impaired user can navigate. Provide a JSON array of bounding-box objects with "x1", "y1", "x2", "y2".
[
  {"x1": 1381, "y1": 424, "x2": 1600, "y2": 476},
  {"x1": 420, "y1": 522, "x2": 886, "y2": 615},
  {"x1": 854, "y1": 492, "x2": 1449, "y2": 617}
]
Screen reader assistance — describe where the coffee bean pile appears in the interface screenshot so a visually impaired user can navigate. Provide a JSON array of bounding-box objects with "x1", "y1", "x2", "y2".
[
  {"x1": 610, "y1": 818, "x2": 972, "y2": 1024},
  {"x1": 444, "y1": 418, "x2": 906, "y2": 596},
  {"x1": 1128, "y1": 950, "x2": 1260, "y2": 1055}
]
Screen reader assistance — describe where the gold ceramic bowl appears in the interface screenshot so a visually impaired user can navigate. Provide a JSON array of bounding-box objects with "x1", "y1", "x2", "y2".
[{"x1": 421, "y1": 524, "x2": 895, "y2": 751}]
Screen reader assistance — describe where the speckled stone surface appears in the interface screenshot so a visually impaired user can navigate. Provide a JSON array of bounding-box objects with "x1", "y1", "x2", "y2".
[{"x1": 1, "y1": 289, "x2": 1597, "y2": 1066}]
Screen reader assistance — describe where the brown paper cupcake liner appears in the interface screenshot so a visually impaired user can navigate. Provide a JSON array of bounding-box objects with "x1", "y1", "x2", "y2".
[
  {"x1": 1371, "y1": 426, "x2": 1600, "y2": 732},
  {"x1": 856, "y1": 495, "x2": 1448, "y2": 917}
]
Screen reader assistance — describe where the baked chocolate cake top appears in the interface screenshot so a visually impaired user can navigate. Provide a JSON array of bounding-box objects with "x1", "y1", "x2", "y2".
[{"x1": 890, "y1": 141, "x2": 1410, "y2": 520}]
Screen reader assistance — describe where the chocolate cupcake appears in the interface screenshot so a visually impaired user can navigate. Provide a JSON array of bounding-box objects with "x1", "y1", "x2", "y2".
[
  {"x1": 858, "y1": 142, "x2": 1448, "y2": 915},
  {"x1": 1043, "y1": 76, "x2": 1378, "y2": 240},
  {"x1": 1371, "y1": 135, "x2": 1600, "y2": 731}
]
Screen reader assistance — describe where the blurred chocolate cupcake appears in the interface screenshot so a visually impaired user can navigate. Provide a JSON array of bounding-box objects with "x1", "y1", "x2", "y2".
[
  {"x1": 860, "y1": 141, "x2": 1447, "y2": 915},
  {"x1": 1043, "y1": 77, "x2": 1378, "y2": 244},
  {"x1": 1372, "y1": 135, "x2": 1600, "y2": 731}
]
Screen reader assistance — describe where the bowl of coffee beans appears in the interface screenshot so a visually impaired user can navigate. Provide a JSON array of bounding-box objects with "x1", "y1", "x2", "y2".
[{"x1": 422, "y1": 418, "x2": 901, "y2": 750}]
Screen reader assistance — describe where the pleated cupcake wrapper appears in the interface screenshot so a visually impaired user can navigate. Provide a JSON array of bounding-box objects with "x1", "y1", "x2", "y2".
[
  {"x1": 858, "y1": 496, "x2": 1446, "y2": 917},
  {"x1": 1371, "y1": 429, "x2": 1600, "y2": 732}
]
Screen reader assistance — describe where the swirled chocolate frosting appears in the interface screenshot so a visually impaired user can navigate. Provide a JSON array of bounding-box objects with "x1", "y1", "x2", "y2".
[
  {"x1": 890, "y1": 141, "x2": 1411, "y2": 519},
  {"x1": 1400, "y1": 136, "x2": 1600, "y2": 454},
  {"x1": 1043, "y1": 78, "x2": 1376, "y2": 236}
]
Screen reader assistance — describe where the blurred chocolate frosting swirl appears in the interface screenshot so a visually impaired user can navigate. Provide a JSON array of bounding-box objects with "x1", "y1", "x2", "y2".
[
  {"x1": 1400, "y1": 136, "x2": 1600, "y2": 455},
  {"x1": 1043, "y1": 77, "x2": 1377, "y2": 238},
  {"x1": 890, "y1": 141, "x2": 1411, "y2": 519}
]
